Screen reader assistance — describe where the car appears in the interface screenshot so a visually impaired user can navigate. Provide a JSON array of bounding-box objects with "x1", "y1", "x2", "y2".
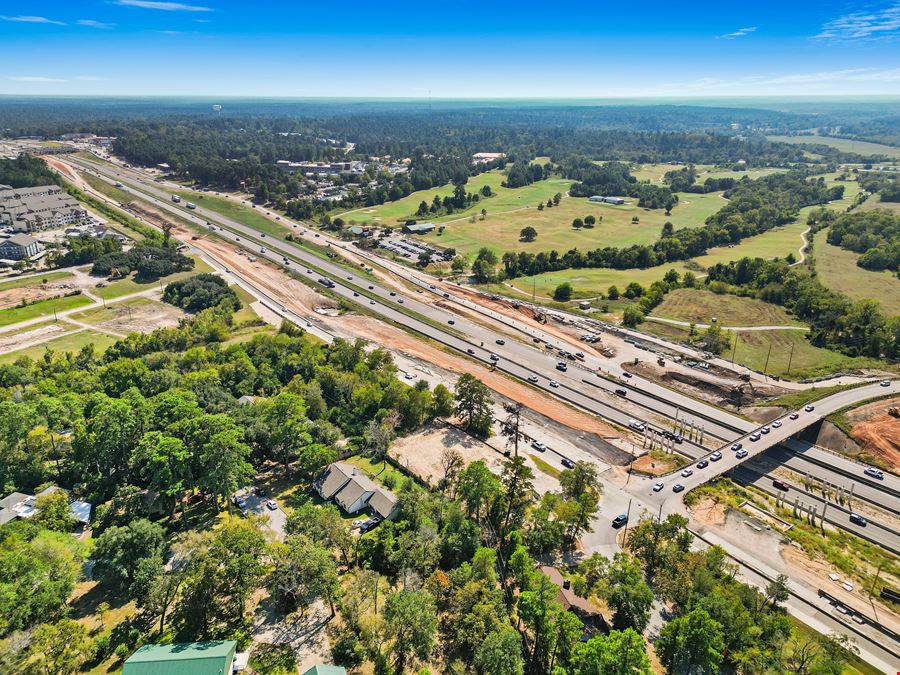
[
  {"x1": 561, "y1": 458, "x2": 575, "y2": 469},
  {"x1": 672, "y1": 484, "x2": 685, "y2": 493},
  {"x1": 404, "y1": 373, "x2": 414, "y2": 380},
  {"x1": 359, "y1": 517, "x2": 382, "y2": 533},
  {"x1": 789, "y1": 412, "x2": 799, "y2": 420},
  {"x1": 467, "y1": 348, "x2": 475, "y2": 355},
  {"x1": 615, "y1": 388, "x2": 627, "y2": 397},
  {"x1": 761, "y1": 426, "x2": 770, "y2": 434},
  {"x1": 266, "y1": 500, "x2": 278, "y2": 510},
  {"x1": 186, "y1": 492, "x2": 205, "y2": 504},
  {"x1": 772, "y1": 420, "x2": 782, "y2": 428},
  {"x1": 234, "y1": 496, "x2": 247, "y2": 509},
  {"x1": 731, "y1": 442, "x2": 743, "y2": 451},
  {"x1": 389, "y1": 291, "x2": 396, "y2": 296},
  {"x1": 353, "y1": 291, "x2": 359, "y2": 297},
  {"x1": 710, "y1": 451, "x2": 722, "y2": 461},
  {"x1": 370, "y1": 300, "x2": 376, "y2": 305},
  {"x1": 864, "y1": 467, "x2": 885, "y2": 480},
  {"x1": 773, "y1": 479, "x2": 790, "y2": 491},
  {"x1": 527, "y1": 374, "x2": 539, "y2": 383},
  {"x1": 397, "y1": 298, "x2": 404, "y2": 303},
  {"x1": 368, "y1": 285, "x2": 374, "y2": 290},
  {"x1": 532, "y1": 441, "x2": 547, "y2": 452},
  {"x1": 696, "y1": 459, "x2": 708, "y2": 469},
  {"x1": 612, "y1": 514, "x2": 628, "y2": 528},
  {"x1": 260, "y1": 233, "x2": 266, "y2": 238},
  {"x1": 849, "y1": 513, "x2": 868, "y2": 527},
  {"x1": 533, "y1": 337, "x2": 542, "y2": 343},
  {"x1": 351, "y1": 517, "x2": 369, "y2": 528},
  {"x1": 549, "y1": 380, "x2": 560, "y2": 388},
  {"x1": 347, "y1": 275, "x2": 353, "y2": 280},
  {"x1": 804, "y1": 405, "x2": 815, "y2": 412},
  {"x1": 749, "y1": 432, "x2": 761, "y2": 442},
  {"x1": 622, "y1": 372, "x2": 632, "y2": 378},
  {"x1": 653, "y1": 482, "x2": 664, "y2": 492},
  {"x1": 448, "y1": 319, "x2": 455, "y2": 325},
  {"x1": 880, "y1": 380, "x2": 891, "y2": 387},
  {"x1": 736, "y1": 449, "x2": 748, "y2": 459},
  {"x1": 496, "y1": 339, "x2": 505, "y2": 345},
  {"x1": 489, "y1": 353, "x2": 499, "y2": 361},
  {"x1": 681, "y1": 468, "x2": 694, "y2": 477}
]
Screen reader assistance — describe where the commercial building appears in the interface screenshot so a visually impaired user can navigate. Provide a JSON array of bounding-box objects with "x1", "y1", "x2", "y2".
[
  {"x1": 0, "y1": 233, "x2": 43, "y2": 260},
  {"x1": 0, "y1": 185, "x2": 88, "y2": 232},
  {"x1": 316, "y1": 462, "x2": 399, "y2": 519},
  {"x1": 588, "y1": 195, "x2": 625, "y2": 205},
  {"x1": 123, "y1": 641, "x2": 238, "y2": 675},
  {"x1": 402, "y1": 222, "x2": 435, "y2": 234}
]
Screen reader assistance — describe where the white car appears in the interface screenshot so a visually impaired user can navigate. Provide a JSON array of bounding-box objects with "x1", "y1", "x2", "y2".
[
  {"x1": 880, "y1": 380, "x2": 891, "y2": 387},
  {"x1": 804, "y1": 405, "x2": 815, "y2": 412},
  {"x1": 772, "y1": 420, "x2": 782, "y2": 428},
  {"x1": 681, "y1": 468, "x2": 694, "y2": 478},
  {"x1": 864, "y1": 467, "x2": 884, "y2": 480},
  {"x1": 749, "y1": 432, "x2": 761, "y2": 441},
  {"x1": 652, "y1": 482, "x2": 664, "y2": 492},
  {"x1": 736, "y1": 449, "x2": 749, "y2": 459},
  {"x1": 351, "y1": 517, "x2": 369, "y2": 528},
  {"x1": 549, "y1": 380, "x2": 560, "y2": 388},
  {"x1": 266, "y1": 500, "x2": 278, "y2": 510}
]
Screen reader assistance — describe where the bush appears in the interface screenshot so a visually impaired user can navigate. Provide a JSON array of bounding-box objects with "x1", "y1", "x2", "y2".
[
  {"x1": 163, "y1": 273, "x2": 241, "y2": 313},
  {"x1": 553, "y1": 283, "x2": 573, "y2": 302}
]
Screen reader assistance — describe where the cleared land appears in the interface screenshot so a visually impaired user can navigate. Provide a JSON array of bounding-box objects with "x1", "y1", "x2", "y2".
[
  {"x1": 859, "y1": 193, "x2": 900, "y2": 215},
  {"x1": 767, "y1": 135, "x2": 900, "y2": 158},
  {"x1": 428, "y1": 190, "x2": 725, "y2": 257},
  {"x1": 0, "y1": 328, "x2": 118, "y2": 363},
  {"x1": 0, "y1": 293, "x2": 92, "y2": 328},
  {"x1": 70, "y1": 296, "x2": 184, "y2": 335},
  {"x1": 93, "y1": 256, "x2": 214, "y2": 300},
  {"x1": 651, "y1": 288, "x2": 804, "y2": 327},
  {"x1": 812, "y1": 229, "x2": 900, "y2": 317}
]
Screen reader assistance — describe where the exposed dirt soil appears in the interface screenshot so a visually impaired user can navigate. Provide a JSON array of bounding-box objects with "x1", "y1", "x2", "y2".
[
  {"x1": 688, "y1": 497, "x2": 728, "y2": 526},
  {"x1": 0, "y1": 280, "x2": 81, "y2": 311},
  {"x1": 390, "y1": 424, "x2": 508, "y2": 487},
  {"x1": 0, "y1": 323, "x2": 69, "y2": 351},
  {"x1": 86, "y1": 300, "x2": 184, "y2": 335},
  {"x1": 849, "y1": 399, "x2": 900, "y2": 470},
  {"x1": 632, "y1": 453, "x2": 680, "y2": 476}
]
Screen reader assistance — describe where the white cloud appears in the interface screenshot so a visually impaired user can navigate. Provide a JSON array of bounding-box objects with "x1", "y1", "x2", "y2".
[
  {"x1": 0, "y1": 15, "x2": 65, "y2": 26},
  {"x1": 8, "y1": 76, "x2": 67, "y2": 83},
  {"x1": 667, "y1": 68, "x2": 900, "y2": 92},
  {"x1": 78, "y1": 19, "x2": 115, "y2": 29},
  {"x1": 817, "y1": 2, "x2": 900, "y2": 41},
  {"x1": 718, "y1": 26, "x2": 757, "y2": 39},
  {"x1": 115, "y1": 0, "x2": 212, "y2": 11}
]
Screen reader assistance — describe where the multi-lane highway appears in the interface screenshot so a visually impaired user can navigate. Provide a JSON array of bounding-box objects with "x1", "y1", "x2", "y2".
[{"x1": 66, "y1": 154, "x2": 899, "y2": 542}]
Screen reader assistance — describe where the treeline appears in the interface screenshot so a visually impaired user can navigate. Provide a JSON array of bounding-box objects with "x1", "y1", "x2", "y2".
[
  {"x1": 706, "y1": 256, "x2": 900, "y2": 358},
  {"x1": 50, "y1": 235, "x2": 122, "y2": 268},
  {"x1": 503, "y1": 159, "x2": 552, "y2": 188},
  {"x1": 484, "y1": 172, "x2": 839, "y2": 280},
  {"x1": 0, "y1": 154, "x2": 62, "y2": 188},
  {"x1": 827, "y1": 210, "x2": 900, "y2": 273},
  {"x1": 92, "y1": 245, "x2": 194, "y2": 280},
  {"x1": 162, "y1": 273, "x2": 241, "y2": 313},
  {"x1": 564, "y1": 159, "x2": 677, "y2": 210},
  {"x1": 859, "y1": 172, "x2": 900, "y2": 203},
  {"x1": 664, "y1": 164, "x2": 739, "y2": 193}
]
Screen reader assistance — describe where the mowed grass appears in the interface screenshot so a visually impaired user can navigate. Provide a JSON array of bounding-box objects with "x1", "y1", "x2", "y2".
[
  {"x1": 0, "y1": 270, "x2": 74, "y2": 291},
  {"x1": 81, "y1": 171, "x2": 134, "y2": 204},
  {"x1": 0, "y1": 328, "x2": 118, "y2": 363},
  {"x1": 70, "y1": 296, "x2": 160, "y2": 325},
  {"x1": 650, "y1": 288, "x2": 804, "y2": 327},
  {"x1": 506, "y1": 264, "x2": 695, "y2": 300},
  {"x1": 172, "y1": 190, "x2": 290, "y2": 238},
  {"x1": 427, "y1": 190, "x2": 726, "y2": 258},
  {"x1": 691, "y1": 217, "x2": 810, "y2": 269},
  {"x1": 231, "y1": 284, "x2": 260, "y2": 323},
  {"x1": 858, "y1": 193, "x2": 900, "y2": 215},
  {"x1": 0, "y1": 293, "x2": 93, "y2": 328},
  {"x1": 641, "y1": 321, "x2": 885, "y2": 379},
  {"x1": 767, "y1": 135, "x2": 900, "y2": 159},
  {"x1": 812, "y1": 229, "x2": 900, "y2": 317},
  {"x1": 338, "y1": 172, "x2": 509, "y2": 225},
  {"x1": 93, "y1": 256, "x2": 214, "y2": 300}
]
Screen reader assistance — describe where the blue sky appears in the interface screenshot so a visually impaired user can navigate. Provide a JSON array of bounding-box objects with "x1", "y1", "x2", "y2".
[{"x1": 1, "y1": 0, "x2": 899, "y2": 97}]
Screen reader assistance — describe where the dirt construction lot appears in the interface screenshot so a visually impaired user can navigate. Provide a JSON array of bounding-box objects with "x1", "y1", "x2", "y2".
[
  {"x1": 0, "y1": 278, "x2": 81, "y2": 310},
  {"x1": 846, "y1": 396, "x2": 900, "y2": 470},
  {"x1": 71, "y1": 297, "x2": 184, "y2": 336}
]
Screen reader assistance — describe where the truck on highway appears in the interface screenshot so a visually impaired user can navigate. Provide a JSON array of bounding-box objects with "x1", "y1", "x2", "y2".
[
  {"x1": 171, "y1": 194, "x2": 181, "y2": 203},
  {"x1": 628, "y1": 419, "x2": 646, "y2": 433},
  {"x1": 186, "y1": 202, "x2": 197, "y2": 210}
]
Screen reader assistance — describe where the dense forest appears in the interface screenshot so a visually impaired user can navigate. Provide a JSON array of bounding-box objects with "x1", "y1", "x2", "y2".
[
  {"x1": 0, "y1": 154, "x2": 63, "y2": 188},
  {"x1": 827, "y1": 210, "x2": 900, "y2": 274}
]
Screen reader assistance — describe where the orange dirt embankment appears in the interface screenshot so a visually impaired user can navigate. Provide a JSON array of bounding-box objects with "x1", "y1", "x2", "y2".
[
  {"x1": 179, "y1": 231, "x2": 620, "y2": 440},
  {"x1": 852, "y1": 416, "x2": 900, "y2": 470}
]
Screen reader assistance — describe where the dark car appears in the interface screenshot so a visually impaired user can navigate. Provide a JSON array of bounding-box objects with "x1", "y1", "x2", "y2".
[
  {"x1": 496, "y1": 339, "x2": 505, "y2": 345},
  {"x1": 359, "y1": 516, "x2": 382, "y2": 533},
  {"x1": 615, "y1": 388, "x2": 627, "y2": 397},
  {"x1": 561, "y1": 458, "x2": 575, "y2": 469},
  {"x1": 255, "y1": 487, "x2": 267, "y2": 497},
  {"x1": 773, "y1": 479, "x2": 790, "y2": 492},
  {"x1": 672, "y1": 484, "x2": 685, "y2": 493},
  {"x1": 696, "y1": 459, "x2": 709, "y2": 469},
  {"x1": 612, "y1": 514, "x2": 628, "y2": 528},
  {"x1": 849, "y1": 513, "x2": 868, "y2": 527},
  {"x1": 448, "y1": 319, "x2": 455, "y2": 325}
]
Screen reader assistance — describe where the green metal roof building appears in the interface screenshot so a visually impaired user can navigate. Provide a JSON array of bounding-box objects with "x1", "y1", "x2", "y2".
[
  {"x1": 301, "y1": 667, "x2": 347, "y2": 675},
  {"x1": 123, "y1": 641, "x2": 237, "y2": 675}
]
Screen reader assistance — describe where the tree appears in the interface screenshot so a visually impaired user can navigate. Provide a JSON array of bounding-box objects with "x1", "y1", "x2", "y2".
[
  {"x1": 812, "y1": 633, "x2": 859, "y2": 675},
  {"x1": 92, "y1": 519, "x2": 165, "y2": 595},
  {"x1": 559, "y1": 460, "x2": 602, "y2": 501},
  {"x1": 499, "y1": 456, "x2": 535, "y2": 537},
  {"x1": 553, "y1": 193, "x2": 562, "y2": 205},
  {"x1": 271, "y1": 534, "x2": 340, "y2": 618},
  {"x1": 471, "y1": 248, "x2": 499, "y2": 283},
  {"x1": 458, "y1": 460, "x2": 501, "y2": 521},
  {"x1": 622, "y1": 306, "x2": 644, "y2": 328},
  {"x1": 454, "y1": 374, "x2": 493, "y2": 438},
  {"x1": 537, "y1": 201, "x2": 545, "y2": 211},
  {"x1": 605, "y1": 554, "x2": 654, "y2": 633},
  {"x1": 28, "y1": 619, "x2": 93, "y2": 675},
  {"x1": 211, "y1": 519, "x2": 267, "y2": 621},
  {"x1": 520, "y1": 226, "x2": 538, "y2": 242},
  {"x1": 553, "y1": 283, "x2": 573, "y2": 302},
  {"x1": 584, "y1": 214, "x2": 596, "y2": 227},
  {"x1": 432, "y1": 384, "x2": 454, "y2": 418},
  {"x1": 383, "y1": 590, "x2": 438, "y2": 674},
  {"x1": 765, "y1": 574, "x2": 790, "y2": 609},
  {"x1": 475, "y1": 627, "x2": 524, "y2": 675},
  {"x1": 261, "y1": 392, "x2": 311, "y2": 472},
  {"x1": 572, "y1": 218, "x2": 584, "y2": 229},
  {"x1": 133, "y1": 431, "x2": 190, "y2": 516},
  {"x1": 33, "y1": 491, "x2": 75, "y2": 532},
  {"x1": 607, "y1": 285, "x2": 620, "y2": 300},
  {"x1": 571, "y1": 629, "x2": 652, "y2": 675},
  {"x1": 656, "y1": 608, "x2": 725, "y2": 674},
  {"x1": 701, "y1": 323, "x2": 731, "y2": 355}
]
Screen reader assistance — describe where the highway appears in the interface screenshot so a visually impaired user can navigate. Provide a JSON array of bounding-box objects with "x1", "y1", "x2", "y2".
[{"x1": 67, "y1": 154, "x2": 900, "y2": 544}]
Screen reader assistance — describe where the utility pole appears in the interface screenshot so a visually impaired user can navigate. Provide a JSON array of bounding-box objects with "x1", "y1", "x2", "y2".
[
  {"x1": 622, "y1": 498, "x2": 633, "y2": 548},
  {"x1": 786, "y1": 341, "x2": 795, "y2": 377},
  {"x1": 763, "y1": 341, "x2": 772, "y2": 382},
  {"x1": 731, "y1": 335, "x2": 737, "y2": 364}
]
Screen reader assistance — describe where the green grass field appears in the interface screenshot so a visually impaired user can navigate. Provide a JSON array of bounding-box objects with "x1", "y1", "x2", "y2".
[
  {"x1": 812, "y1": 229, "x2": 900, "y2": 317},
  {"x1": 0, "y1": 294, "x2": 93, "y2": 328},
  {"x1": 859, "y1": 193, "x2": 900, "y2": 215},
  {"x1": 650, "y1": 288, "x2": 804, "y2": 327},
  {"x1": 230, "y1": 284, "x2": 260, "y2": 323},
  {"x1": 69, "y1": 296, "x2": 162, "y2": 326},
  {"x1": 81, "y1": 172, "x2": 134, "y2": 204},
  {"x1": 0, "y1": 271, "x2": 74, "y2": 292},
  {"x1": 0, "y1": 329, "x2": 118, "y2": 364},
  {"x1": 93, "y1": 256, "x2": 214, "y2": 300},
  {"x1": 172, "y1": 190, "x2": 290, "y2": 238},
  {"x1": 767, "y1": 135, "x2": 900, "y2": 159}
]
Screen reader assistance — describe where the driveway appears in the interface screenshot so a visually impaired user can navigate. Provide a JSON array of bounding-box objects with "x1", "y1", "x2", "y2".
[{"x1": 242, "y1": 491, "x2": 287, "y2": 541}]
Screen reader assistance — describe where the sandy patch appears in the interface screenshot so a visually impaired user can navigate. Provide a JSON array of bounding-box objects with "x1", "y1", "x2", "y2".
[
  {"x1": 848, "y1": 397, "x2": 900, "y2": 470},
  {"x1": 82, "y1": 299, "x2": 184, "y2": 335},
  {"x1": 0, "y1": 323, "x2": 70, "y2": 352},
  {"x1": 688, "y1": 497, "x2": 728, "y2": 526},
  {"x1": 0, "y1": 280, "x2": 81, "y2": 311},
  {"x1": 391, "y1": 424, "x2": 507, "y2": 487}
]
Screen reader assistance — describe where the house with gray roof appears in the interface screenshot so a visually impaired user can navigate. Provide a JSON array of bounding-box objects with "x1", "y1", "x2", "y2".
[
  {"x1": 316, "y1": 462, "x2": 399, "y2": 520},
  {"x1": 0, "y1": 233, "x2": 43, "y2": 260}
]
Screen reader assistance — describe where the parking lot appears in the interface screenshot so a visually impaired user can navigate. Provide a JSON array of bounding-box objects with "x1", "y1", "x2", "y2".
[
  {"x1": 236, "y1": 488, "x2": 287, "y2": 541},
  {"x1": 379, "y1": 235, "x2": 449, "y2": 264}
]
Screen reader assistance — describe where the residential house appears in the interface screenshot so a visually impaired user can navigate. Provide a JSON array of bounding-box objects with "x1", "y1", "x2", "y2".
[
  {"x1": 0, "y1": 486, "x2": 92, "y2": 528},
  {"x1": 123, "y1": 640, "x2": 238, "y2": 675},
  {"x1": 538, "y1": 565, "x2": 609, "y2": 634},
  {"x1": 302, "y1": 666, "x2": 347, "y2": 675},
  {"x1": 316, "y1": 462, "x2": 400, "y2": 520}
]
